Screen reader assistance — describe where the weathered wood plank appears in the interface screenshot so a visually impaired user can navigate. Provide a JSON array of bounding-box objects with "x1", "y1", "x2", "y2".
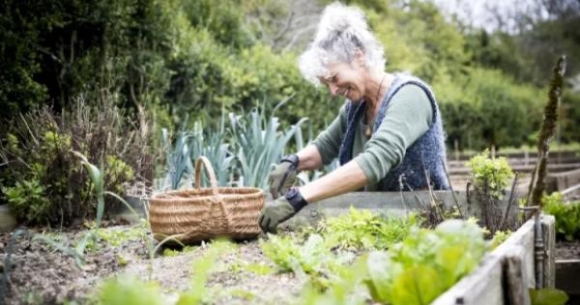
[
  {"x1": 504, "y1": 245, "x2": 532, "y2": 305},
  {"x1": 279, "y1": 190, "x2": 519, "y2": 230},
  {"x1": 555, "y1": 260, "x2": 580, "y2": 294},
  {"x1": 546, "y1": 168, "x2": 580, "y2": 193},
  {"x1": 495, "y1": 219, "x2": 536, "y2": 289},
  {"x1": 433, "y1": 219, "x2": 537, "y2": 305},
  {"x1": 541, "y1": 215, "x2": 556, "y2": 288},
  {"x1": 450, "y1": 163, "x2": 580, "y2": 175},
  {"x1": 431, "y1": 254, "x2": 505, "y2": 305}
]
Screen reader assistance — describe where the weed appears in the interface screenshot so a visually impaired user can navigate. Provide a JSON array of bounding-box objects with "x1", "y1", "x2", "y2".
[{"x1": 162, "y1": 245, "x2": 197, "y2": 257}]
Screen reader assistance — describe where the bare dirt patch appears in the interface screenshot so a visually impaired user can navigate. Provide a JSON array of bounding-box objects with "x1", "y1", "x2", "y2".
[
  {"x1": 0, "y1": 224, "x2": 309, "y2": 305},
  {"x1": 555, "y1": 240, "x2": 580, "y2": 260}
]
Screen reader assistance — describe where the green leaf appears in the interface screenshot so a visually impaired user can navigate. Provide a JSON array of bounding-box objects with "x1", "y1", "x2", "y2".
[
  {"x1": 390, "y1": 265, "x2": 445, "y2": 305},
  {"x1": 364, "y1": 251, "x2": 402, "y2": 303},
  {"x1": 529, "y1": 288, "x2": 569, "y2": 305},
  {"x1": 435, "y1": 244, "x2": 472, "y2": 287}
]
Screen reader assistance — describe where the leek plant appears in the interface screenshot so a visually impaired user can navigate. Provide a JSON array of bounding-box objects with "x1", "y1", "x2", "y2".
[
  {"x1": 159, "y1": 114, "x2": 234, "y2": 190},
  {"x1": 160, "y1": 128, "x2": 194, "y2": 190},
  {"x1": 229, "y1": 98, "x2": 307, "y2": 190}
]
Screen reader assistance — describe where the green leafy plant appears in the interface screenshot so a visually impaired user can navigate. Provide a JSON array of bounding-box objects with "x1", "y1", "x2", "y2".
[
  {"x1": 543, "y1": 192, "x2": 580, "y2": 241},
  {"x1": 300, "y1": 257, "x2": 368, "y2": 305},
  {"x1": 260, "y1": 233, "x2": 327, "y2": 274},
  {"x1": 0, "y1": 96, "x2": 149, "y2": 226},
  {"x1": 159, "y1": 116, "x2": 234, "y2": 190},
  {"x1": 176, "y1": 240, "x2": 236, "y2": 305},
  {"x1": 97, "y1": 227, "x2": 147, "y2": 248},
  {"x1": 2, "y1": 179, "x2": 50, "y2": 223},
  {"x1": 229, "y1": 99, "x2": 307, "y2": 190},
  {"x1": 529, "y1": 288, "x2": 569, "y2": 305},
  {"x1": 163, "y1": 245, "x2": 197, "y2": 257},
  {"x1": 489, "y1": 230, "x2": 512, "y2": 250},
  {"x1": 363, "y1": 219, "x2": 488, "y2": 305},
  {"x1": 34, "y1": 151, "x2": 107, "y2": 267},
  {"x1": 467, "y1": 150, "x2": 514, "y2": 198},
  {"x1": 317, "y1": 208, "x2": 419, "y2": 250},
  {"x1": 261, "y1": 232, "x2": 358, "y2": 294},
  {"x1": 160, "y1": 128, "x2": 195, "y2": 190},
  {"x1": 95, "y1": 275, "x2": 164, "y2": 305}
]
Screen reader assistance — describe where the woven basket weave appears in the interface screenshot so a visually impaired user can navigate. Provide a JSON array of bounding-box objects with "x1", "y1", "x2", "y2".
[{"x1": 148, "y1": 156, "x2": 264, "y2": 244}]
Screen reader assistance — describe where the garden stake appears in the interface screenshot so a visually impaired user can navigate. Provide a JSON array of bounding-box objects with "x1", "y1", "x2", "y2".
[
  {"x1": 500, "y1": 172, "x2": 519, "y2": 230},
  {"x1": 398, "y1": 175, "x2": 409, "y2": 214},
  {"x1": 441, "y1": 156, "x2": 464, "y2": 219}
]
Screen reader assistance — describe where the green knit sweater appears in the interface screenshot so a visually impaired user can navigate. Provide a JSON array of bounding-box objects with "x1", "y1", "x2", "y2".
[{"x1": 312, "y1": 84, "x2": 433, "y2": 191}]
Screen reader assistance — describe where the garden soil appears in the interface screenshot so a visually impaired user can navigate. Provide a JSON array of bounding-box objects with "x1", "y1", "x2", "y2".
[
  {"x1": 555, "y1": 240, "x2": 580, "y2": 260},
  {"x1": 0, "y1": 223, "x2": 306, "y2": 305}
]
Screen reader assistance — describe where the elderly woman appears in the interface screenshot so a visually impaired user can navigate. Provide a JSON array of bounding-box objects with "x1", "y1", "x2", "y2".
[{"x1": 258, "y1": 2, "x2": 450, "y2": 233}]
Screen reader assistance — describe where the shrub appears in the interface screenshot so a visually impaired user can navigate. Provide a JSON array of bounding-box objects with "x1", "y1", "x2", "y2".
[
  {"x1": 0, "y1": 92, "x2": 153, "y2": 226},
  {"x1": 466, "y1": 150, "x2": 515, "y2": 199}
]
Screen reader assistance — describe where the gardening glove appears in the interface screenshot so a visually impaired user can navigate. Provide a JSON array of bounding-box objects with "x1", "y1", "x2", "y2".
[
  {"x1": 268, "y1": 154, "x2": 299, "y2": 199},
  {"x1": 258, "y1": 187, "x2": 308, "y2": 234}
]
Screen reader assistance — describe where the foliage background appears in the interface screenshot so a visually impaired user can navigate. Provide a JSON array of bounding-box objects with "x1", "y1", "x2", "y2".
[
  {"x1": 1, "y1": 0, "x2": 579, "y2": 223},
  {"x1": 1, "y1": 0, "x2": 579, "y2": 147}
]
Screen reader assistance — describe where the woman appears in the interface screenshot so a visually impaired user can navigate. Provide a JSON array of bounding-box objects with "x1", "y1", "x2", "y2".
[{"x1": 258, "y1": 2, "x2": 450, "y2": 233}]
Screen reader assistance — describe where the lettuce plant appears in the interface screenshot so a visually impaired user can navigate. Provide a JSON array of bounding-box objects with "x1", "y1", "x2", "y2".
[{"x1": 363, "y1": 219, "x2": 488, "y2": 305}]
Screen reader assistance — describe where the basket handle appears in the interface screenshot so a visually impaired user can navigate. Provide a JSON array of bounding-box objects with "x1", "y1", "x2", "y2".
[{"x1": 195, "y1": 156, "x2": 219, "y2": 195}]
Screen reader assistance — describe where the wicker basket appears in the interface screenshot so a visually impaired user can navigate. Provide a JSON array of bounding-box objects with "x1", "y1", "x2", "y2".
[{"x1": 148, "y1": 156, "x2": 264, "y2": 244}]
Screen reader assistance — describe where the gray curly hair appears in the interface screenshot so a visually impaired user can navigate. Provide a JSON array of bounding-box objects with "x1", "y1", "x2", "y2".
[{"x1": 298, "y1": 2, "x2": 386, "y2": 86}]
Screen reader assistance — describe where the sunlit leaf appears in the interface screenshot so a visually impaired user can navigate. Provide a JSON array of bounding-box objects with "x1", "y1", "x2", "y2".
[
  {"x1": 529, "y1": 288, "x2": 569, "y2": 305},
  {"x1": 390, "y1": 265, "x2": 445, "y2": 305}
]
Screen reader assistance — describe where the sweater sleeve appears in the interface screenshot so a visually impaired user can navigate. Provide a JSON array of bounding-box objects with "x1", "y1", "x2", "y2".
[
  {"x1": 311, "y1": 103, "x2": 347, "y2": 165},
  {"x1": 353, "y1": 85, "x2": 433, "y2": 184}
]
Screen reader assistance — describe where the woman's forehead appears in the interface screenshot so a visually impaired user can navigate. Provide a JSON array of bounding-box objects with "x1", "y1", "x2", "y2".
[{"x1": 319, "y1": 62, "x2": 351, "y2": 79}]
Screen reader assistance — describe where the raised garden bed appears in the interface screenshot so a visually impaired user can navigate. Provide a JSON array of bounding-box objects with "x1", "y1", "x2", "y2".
[
  {"x1": 1, "y1": 189, "x2": 556, "y2": 305},
  {"x1": 555, "y1": 239, "x2": 580, "y2": 304},
  {"x1": 433, "y1": 215, "x2": 556, "y2": 305}
]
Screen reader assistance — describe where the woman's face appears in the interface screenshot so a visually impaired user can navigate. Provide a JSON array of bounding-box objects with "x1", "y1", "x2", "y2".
[{"x1": 319, "y1": 59, "x2": 367, "y2": 103}]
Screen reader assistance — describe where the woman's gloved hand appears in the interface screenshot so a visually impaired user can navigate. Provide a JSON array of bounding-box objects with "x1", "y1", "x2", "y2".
[
  {"x1": 268, "y1": 154, "x2": 299, "y2": 199},
  {"x1": 258, "y1": 187, "x2": 308, "y2": 234}
]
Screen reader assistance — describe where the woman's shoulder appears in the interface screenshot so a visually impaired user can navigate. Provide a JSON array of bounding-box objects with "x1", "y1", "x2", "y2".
[{"x1": 387, "y1": 72, "x2": 432, "y2": 100}]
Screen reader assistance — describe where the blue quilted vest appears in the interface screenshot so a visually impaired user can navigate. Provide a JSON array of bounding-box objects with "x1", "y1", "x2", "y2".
[{"x1": 338, "y1": 73, "x2": 450, "y2": 191}]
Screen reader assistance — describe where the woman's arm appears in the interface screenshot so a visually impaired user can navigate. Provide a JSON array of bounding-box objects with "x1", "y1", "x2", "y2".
[
  {"x1": 299, "y1": 159, "x2": 368, "y2": 202},
  {"x1": 298, "y1": 104, "x2": 347, "y2": 170},
  {"x1": 295, "y1": 145, "x2": 324, "y2": 171}
]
